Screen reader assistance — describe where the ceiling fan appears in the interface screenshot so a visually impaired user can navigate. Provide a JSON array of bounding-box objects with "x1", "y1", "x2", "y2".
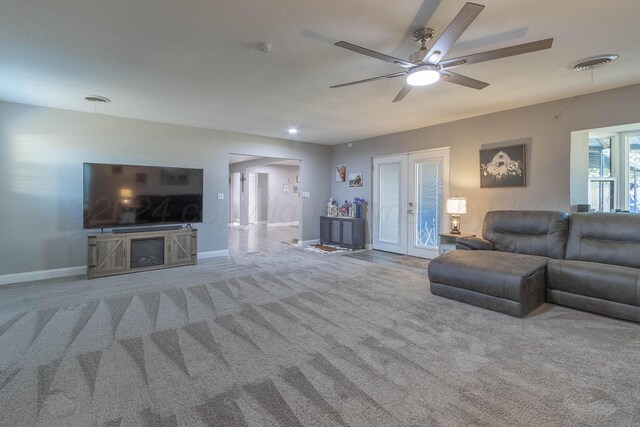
[{"x1": 330, "y1": 2, "x2": 553, "y2": 102}]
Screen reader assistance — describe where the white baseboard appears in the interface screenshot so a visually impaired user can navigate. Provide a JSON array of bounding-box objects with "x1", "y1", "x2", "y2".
[
  {"x1": 267, "y1": 221, "x2": 299, "y2": 227},
  {"x1": 298, "y1": 239, "x2": 320, "y2": 246},
  {"x1": 366, "y1": 244, "x2": 373, "y2": 250},
  {"x1": 198, "y1": 250, "x2": 229, "y2": 259},
  {"x1": 0, "y1": 265, "x2": 86, "y2": 286},
  {"x1": 0, "y1": 249, "x2": 230, "y2": 286},
  {"x1": 255, "y1": 221, "x2": 268, "y2": 225}
]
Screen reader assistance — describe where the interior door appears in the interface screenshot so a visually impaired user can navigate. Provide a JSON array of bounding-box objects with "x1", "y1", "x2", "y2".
[
  {"x1": 373, "y1": 148, "x2": 449, "y2": 258},
  {"x1": 372, "y1": 155, "x2": 408, "y2": 253},
  {"x1": 408, "y1": 149, "x2": 450, "y2": 258}
]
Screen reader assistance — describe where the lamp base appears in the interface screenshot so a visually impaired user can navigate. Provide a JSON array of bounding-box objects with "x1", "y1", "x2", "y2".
[{"x1": 449, "y1": 214, "x2": 461, "y2": 234}]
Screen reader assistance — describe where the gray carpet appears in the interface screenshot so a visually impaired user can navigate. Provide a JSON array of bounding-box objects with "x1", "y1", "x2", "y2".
[{"x1": 0, "y1": 246, "x2": 639, "y2": 426}]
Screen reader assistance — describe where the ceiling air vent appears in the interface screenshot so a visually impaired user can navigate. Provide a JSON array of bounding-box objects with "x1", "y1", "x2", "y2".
[
  {"x1": 83, "y1": 95, "x2": 111, "y2": 103},
  {"x1": 571, "y1": 55, "x2": 618, "y2": 71}
]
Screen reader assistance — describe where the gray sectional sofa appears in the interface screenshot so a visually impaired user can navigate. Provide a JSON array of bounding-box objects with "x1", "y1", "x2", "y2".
[{"x1": 428, "y1": 210, "x2": 640, "y2": 323}]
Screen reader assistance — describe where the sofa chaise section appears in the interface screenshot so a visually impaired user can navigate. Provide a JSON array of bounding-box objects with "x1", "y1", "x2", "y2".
[
  {"x1": 429, "y1": 250, "x2": 548, "y2": 317},
  {"x1": 428, "y1": 210, "x2": 570, "y2": 317}
]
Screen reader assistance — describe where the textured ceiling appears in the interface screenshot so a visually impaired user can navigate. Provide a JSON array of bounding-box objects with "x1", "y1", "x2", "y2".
[{"x1": 0, "y1": 0, "x2": 639, "y2": 145}]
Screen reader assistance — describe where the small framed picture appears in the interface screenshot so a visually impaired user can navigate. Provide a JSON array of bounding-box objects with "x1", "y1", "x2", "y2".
[
  {"x1": 336, "y1": 165, "x2": 346, "y2": 182},
  {"x1": 480, "y1": 144, "x2": 526, "y2": 188},
  {"x1": 292, "y1": 184, "x2": 299, "y2": 193},
  {"x1": 283, "y1": 184, "x2": 290, "y2": 194},
  {"x1": 349, "y1": 172, "x2": 363, "y2": 187}
]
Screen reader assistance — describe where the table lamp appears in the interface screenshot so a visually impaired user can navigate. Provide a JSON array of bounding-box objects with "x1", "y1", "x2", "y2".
[{"x1": 445, "y1": 197, "x2": 467, "y2": 234}]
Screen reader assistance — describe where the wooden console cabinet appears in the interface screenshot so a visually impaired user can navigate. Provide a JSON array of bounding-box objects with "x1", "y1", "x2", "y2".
[
  {"x1": 320, "y1": 216, "x2": 365, "y2": 249},
  {"x1": 87, "y1": 228, "x2": 197, "y2": 279}
]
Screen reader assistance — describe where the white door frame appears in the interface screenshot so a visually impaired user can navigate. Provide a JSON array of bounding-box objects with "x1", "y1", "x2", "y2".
[{"x1": 372, "y1": 147, "x2": 450, "y2": 257}]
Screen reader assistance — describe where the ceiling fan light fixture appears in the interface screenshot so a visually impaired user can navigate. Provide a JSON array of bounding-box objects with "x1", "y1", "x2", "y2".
[{"x1": 406, "y1": 65, "x2": 440, "y2": 86}]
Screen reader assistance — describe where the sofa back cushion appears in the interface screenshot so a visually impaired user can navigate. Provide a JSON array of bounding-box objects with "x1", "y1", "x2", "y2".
[
  {"x1": 483, "y1": 210, "x2": 569, "y2": 258},
  {"x1": 565, "y1": 213, "x2": 640, "y2": 268}
]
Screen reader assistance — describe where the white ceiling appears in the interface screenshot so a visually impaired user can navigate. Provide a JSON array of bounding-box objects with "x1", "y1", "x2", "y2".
[{"x1": 1, "y1": 0, "x2": 639, "y2": 145}]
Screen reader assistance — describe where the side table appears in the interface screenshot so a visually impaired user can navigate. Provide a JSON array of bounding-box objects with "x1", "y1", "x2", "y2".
[{"x1": 438, "y1": 232, "x2": 475, "y2": 255}]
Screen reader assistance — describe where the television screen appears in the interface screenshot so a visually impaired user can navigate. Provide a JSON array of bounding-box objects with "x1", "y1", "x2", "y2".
[{"x1": 83, "y1": 163, "x2": 204, "y2": 229}]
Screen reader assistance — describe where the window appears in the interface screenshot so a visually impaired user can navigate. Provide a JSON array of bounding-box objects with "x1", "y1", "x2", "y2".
[
  {"x1": 584, "y1": 130, "x2": 640, "y2": 213},
  {"x1": 588, "y1": 137, "x2": 616, "y2": 212},
  {"x1": 588, "y1": 137, "x2": 612, "y2": 178},
  {"x1": 626, "y1": 134, "x2": 640, "y2": 213}
]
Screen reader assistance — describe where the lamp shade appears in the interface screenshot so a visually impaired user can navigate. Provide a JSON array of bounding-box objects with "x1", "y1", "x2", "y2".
[{"x1": 445, "y1": 197, "x2": 467, "y2": 214}]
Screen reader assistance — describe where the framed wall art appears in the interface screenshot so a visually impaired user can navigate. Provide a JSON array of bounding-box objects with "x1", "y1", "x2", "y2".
[
  {"x1": 480, "y1": 144, "x2": 526, "y2": 188},
  {"x1": 349, "y1": 172, "x2": 363, "y2": 187}
]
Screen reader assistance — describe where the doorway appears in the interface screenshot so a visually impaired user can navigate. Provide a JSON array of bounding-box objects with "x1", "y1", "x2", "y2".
[
  {"x1": 372, "y1": 148, "x2": 450, "y2": 258},
  {"x1": 228, "y1": 154, "x2": 301, "y2": 254}
]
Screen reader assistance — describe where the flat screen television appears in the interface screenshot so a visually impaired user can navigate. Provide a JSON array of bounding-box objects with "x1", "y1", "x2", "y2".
[{"x1": 83, "y1": 163, "x2": 204, "y2": 229}]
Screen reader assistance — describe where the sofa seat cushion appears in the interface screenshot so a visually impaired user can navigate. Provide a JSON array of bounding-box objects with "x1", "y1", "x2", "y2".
[
  {"x1": 428, "y1": 250, "x2": 548, "y2": 317},
  {"x1": 548, "y1": 259, "x2": 640, "y2": 307}
]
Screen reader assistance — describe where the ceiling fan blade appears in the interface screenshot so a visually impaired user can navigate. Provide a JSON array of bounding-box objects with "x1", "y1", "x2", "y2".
[
  {"x1": 424, "y1": 2, "x2": 485, "y2": 63},
  {"x1": 439, "y1": 38, "x2": 554, "y2": 69},
  {"x1": 440, "y1": 70, "x2": 489, "y2": 90},
  {"x1": 392, "y1": 84, "x2": 413, "y2": 103},
  {"x1": 335, "y1": 41, "x2": 415, "y2": 68},
  {"x1": 330, "y1": 72, "x2": 407, "y2": 88}
]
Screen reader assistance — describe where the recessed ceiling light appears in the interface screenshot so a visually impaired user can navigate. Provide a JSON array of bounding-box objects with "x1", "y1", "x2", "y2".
[
  {"x1": 83, "y1": 95, "x2": 111, "y2": 103},
  {"x1": 288, "y1": 128, "x2": 298, "y2": 135}
]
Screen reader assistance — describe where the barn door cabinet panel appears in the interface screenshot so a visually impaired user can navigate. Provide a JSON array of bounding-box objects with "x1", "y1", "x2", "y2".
[{"x1": 88, "y1": 235, "x2": 128, "y2": 278}]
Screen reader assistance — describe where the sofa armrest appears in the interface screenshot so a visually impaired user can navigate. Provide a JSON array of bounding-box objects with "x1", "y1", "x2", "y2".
[{"x1": 456, "y1": 236, "x2": 494, "y2": 250}]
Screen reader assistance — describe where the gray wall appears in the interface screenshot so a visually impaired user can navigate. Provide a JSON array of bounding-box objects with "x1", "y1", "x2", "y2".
[
  {"x1": 0, "y1": 101, "x2": 330, "y2": 275},
  {"x1": 331, "y1": 83, "x2": 640, "y2": 240}
]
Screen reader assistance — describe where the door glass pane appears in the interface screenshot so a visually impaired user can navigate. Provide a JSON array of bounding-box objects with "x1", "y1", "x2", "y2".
[
  {"x1": 415, "y1": 159, "x2": 441, "y2": 248},
  {"x1": 379, "y1": 162, "x2": 401, "y2": 243},
  {"x1": 628, "y1": 136, "x2": 640, "y2": 213}
]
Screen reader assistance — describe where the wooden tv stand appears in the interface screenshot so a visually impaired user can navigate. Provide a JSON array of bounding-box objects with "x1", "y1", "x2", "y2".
[{"x1": 87, "y1": 228, "x2": 197, "y2": 279}]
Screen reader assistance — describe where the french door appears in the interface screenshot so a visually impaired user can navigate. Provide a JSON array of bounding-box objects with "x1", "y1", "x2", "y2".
[{"x1": 373, "y1": 148, "x2": 449, "y2": 258}]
